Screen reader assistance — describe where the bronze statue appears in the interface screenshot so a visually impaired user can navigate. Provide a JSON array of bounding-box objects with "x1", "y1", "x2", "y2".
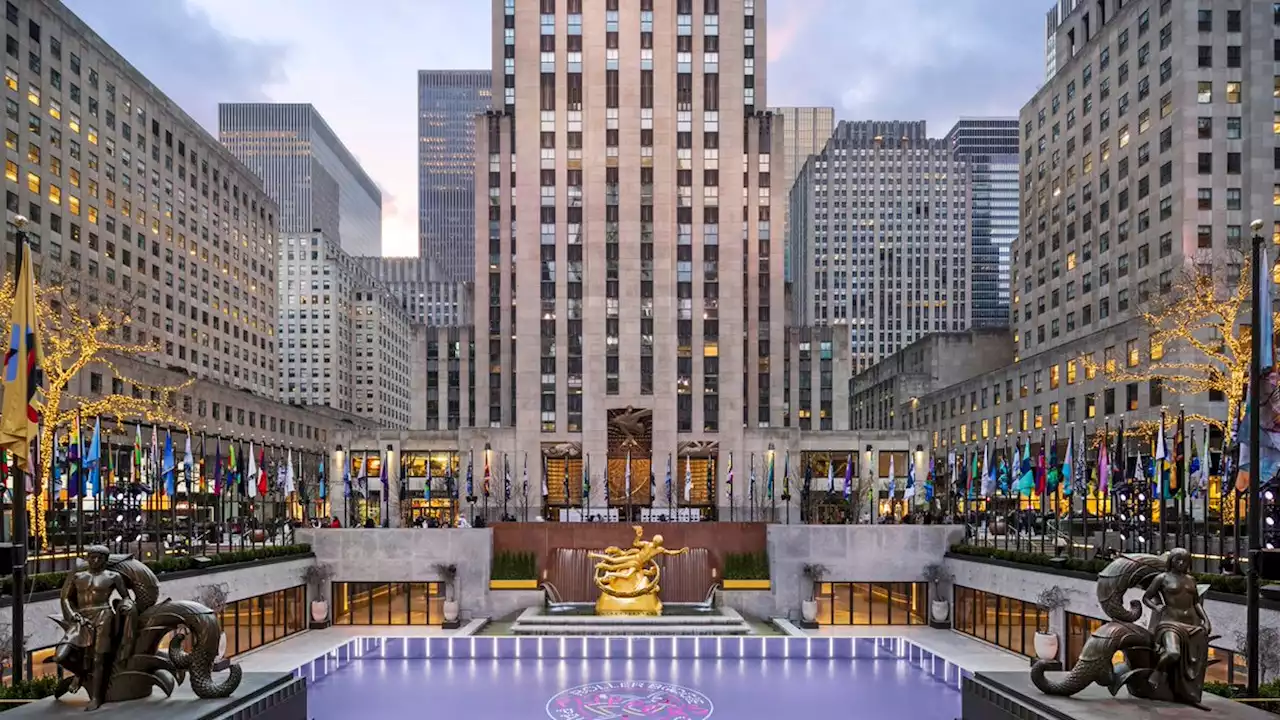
[
  {"x1": 49, "y1": 546, "x2": 242, "y2": 710},
  {"x1": 1031, "y1": 548, "x2": 1215, "y2": 707},
  {"x1": 589, "y1": 526, "x2": 689, "y2": 616}
]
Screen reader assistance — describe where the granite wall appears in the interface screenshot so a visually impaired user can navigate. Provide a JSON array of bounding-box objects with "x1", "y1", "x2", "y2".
[
  {"x1": 295, "y1": 528, "x2": 494, "y2": 620},
  {"x1": 15, "y1": 557, "x2": 313, "y2": 651}
]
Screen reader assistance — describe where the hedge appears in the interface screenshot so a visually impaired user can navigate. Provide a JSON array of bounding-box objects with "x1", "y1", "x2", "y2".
[
  {"x1": 722, "y1": 551, "x2": 770, "y2": 580},
  {"x1": 0, "y1": 676, "x2": 61, "y2": 711},
  {"x1": 0, "y1": 544, "x2": 312, "y2": 597},
  {"x1": 948, "y1": 543, "x2": 1252, "y2": 595},
  {"x1": 491, "y1": 551, "x2": 538, "y2": 580}
]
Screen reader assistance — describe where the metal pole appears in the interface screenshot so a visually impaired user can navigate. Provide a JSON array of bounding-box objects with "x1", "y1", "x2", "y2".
[{"x1": 1246, "y1": 223, "x2": 1264, "y2": 697}]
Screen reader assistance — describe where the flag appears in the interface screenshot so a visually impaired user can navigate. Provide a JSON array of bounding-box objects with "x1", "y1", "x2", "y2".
[
  {"x1": 624, "y1": 450, "x2": 632, "y2": 500},
  {"x1": 380, "y1": 453, "x2": 389, "y2": 522},
  {"x1": 725, "y1": 452, "x2": 734, "y2": 501},
  {"x1": 1062, "y1": 430, "x2": 1074, "y2": 497},
  {"x1": 85, "y1": 417, "x2": 101, "y2": 498},
  {"x1": 318, "y1": 456, "x2": 327, "y2": 500},
  {"x1": 1154, "y1": 410, "x2": 1168, "y2": 499},
  {"x1": 182, "y1": 434, "x2": 194, "y2": 495},
  {"x1": 583, "y1": 454, "x2": 591, "y2": 502},
  {"x1": 1098, "y1": 425, "x2": 1111, "y2": 495},
  {"x1": 887, "y1": 453, "x2": 896, "y2": 498},
  {"x1": 522, "y1": 453, "x2": 529, "y2": 501},
  {"x1": 802, "y1": 456, "x2": 812, "y2": 498},
  {"x1": 1171, "y1": 410, "x2": 1185, "y2": 498},
  {"x1": 1035, "y1": 437, "x2": 1047, "y2": 495},
  {"x1": 904, "y1": 452, "x2": 916, "y2": 500},
  {"x1": 766, "y1": 450, "x2": 775, "y2": 500},
  {"x1": 1017, "y1": 437, "x2": 1035, "y2": 494},
  {"x1": 64, "y1": 414, "x2": 81, "y2": 499},
  {"x1": 748, "y1": 455, "x2": 756, "y2": 505},
  {"x1": 602, "y1": 455, "x2": 610, "y2": 505},
  {"x1": 229, "y1": 442, "x2": 240, "y2": 494},
  {"x1": 1191, "y1": 426, "x2": 1207, "y2": 497},
  {"x1": 247, "y1": 442, "x2": 258, "y2": 499},
  {"x1": 257, "y1": 446, "x2": 268, "y2": 497},
  {"x1": 827, "y1": 454, "x2": 836, "y2": 493},
  {"x1": 482, "y1": 451, "x2": 491, "y2": 498},
  {"x1": 665, "y1": 455, "x2": 673, "y2": 507},
  {"x1": 342, "y1": 451, "x2": 352, "y2": 499},
  {"x1": 980, "y1": 443, "x2": 993, "y2": 497},
  {"x1": 286, "y1": 449, "x2": 296, "y2": 495},
  {"x1": 213, "y1": 439, "x2": 223, "y2": 495},
  {"x1": 683, "y1": 455, "x2": 693, "y2": 503},
  {"x1": 503, "y1": 453, "x2": 511, "y2": 501},
  {"x1": 150, "y1": 425, "x2": 160, "y2": 492},
  {"x1": 0, "y1": 232, "x2": 44, "y2": 474},
  {"x1": 926, "y1": 457, "x2": 936, "y2": 502},
  {"x1": 466, "y1": 449, "x2": 474, "y2": 497},
  {"x1": 162, "y1": 429, "x2": 176, "y2": 496},
  {"x1": 197, "y1": 435, "x2": 208, "y2": 493},
  {"x1": 540, "y1": 455, "x2": 549, "y2": 498},
  {"x1": 1047, "y1": 433, "x2": 1060, "y2": 491}
]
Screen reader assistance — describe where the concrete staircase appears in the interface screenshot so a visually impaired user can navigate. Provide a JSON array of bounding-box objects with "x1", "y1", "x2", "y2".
[{"x1": 510, "y1": 607, "x2": 754, "y2": 635}]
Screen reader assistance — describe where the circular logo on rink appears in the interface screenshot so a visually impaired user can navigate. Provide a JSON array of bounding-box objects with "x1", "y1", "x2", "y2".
[{"x1": 546, "y1": 680, "x2": 714, "y2": 719}]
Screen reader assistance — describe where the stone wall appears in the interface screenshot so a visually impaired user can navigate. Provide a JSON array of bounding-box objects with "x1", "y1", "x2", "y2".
[
  {"x1": 16, "y1": 557, "x2": 313, "y2": 651},
  {"x1": 764, "y1": 524, "x2": 966, "y2": 621},
  {"x1": 945, "y1": 555, "x2": 1279, "y2": 660},
  {"x1": 296, "y1": 528, "x2": 493, "y2": 619}
]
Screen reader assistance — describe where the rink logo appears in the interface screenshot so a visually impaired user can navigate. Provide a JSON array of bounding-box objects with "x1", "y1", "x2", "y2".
[{"x1": 546, "y1": 680, "x2": 714, "y2": 719}]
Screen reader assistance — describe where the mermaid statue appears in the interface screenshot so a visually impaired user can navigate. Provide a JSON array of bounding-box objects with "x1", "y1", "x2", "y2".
[{"x1": 1030, "y1": 547, "x2": 1214, "y2": 707}]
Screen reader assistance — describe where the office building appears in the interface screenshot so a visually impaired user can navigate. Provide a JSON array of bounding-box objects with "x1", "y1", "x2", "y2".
[
  {"x1": 946, "y1": 118, "x2": 1020, "y2": 328},
  {"x1": 278, "y1": 231, "x2": 412, "y2": 428},
  {"x1": 218, "y1": 103, "x2": 382, "y2": 256},
  {"x1": 901, "y1": 0, "x2": 1275, "y2": 456},
  {"x1": 355, "y1": 255, "x2": 470, "y2": 326},
  {"x1": 1, "y1": 0, "x2": 348, "y2": 447},
  {"x1": 769, "y1": 106, "x2": 834, "y2": 280},
  {"x1": 418, "y1": 70, "x2": 491, "y2": 281},
  {"x1": 789, "y1": 120, "x2": 972, "y2": 373}
]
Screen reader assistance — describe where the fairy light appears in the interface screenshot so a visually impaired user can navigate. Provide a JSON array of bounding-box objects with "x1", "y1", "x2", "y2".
[{"x1": 0, "y1": 276, "x2": 192, "y2": 547}]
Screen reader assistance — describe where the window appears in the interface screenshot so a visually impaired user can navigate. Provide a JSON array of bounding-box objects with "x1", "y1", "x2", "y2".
[
  {"x1": 1197, "y1": 82, "x2": 1212, "y2": 103},
  {"x1": 217, "y1": 586, "x2": 306, "y2": 659},
  {"x1": 954, "y1": 586, "x2": 1048, "y2": 658},
  {"x1": 1226, "y1": 82, "x2": 1241, "y2": 104},
  {"x1": 331, "y1": 582, "x2": 443, "y2": 626},
  {"x1": 813, "y1": 582, "x2": 929, "y2": 626}
]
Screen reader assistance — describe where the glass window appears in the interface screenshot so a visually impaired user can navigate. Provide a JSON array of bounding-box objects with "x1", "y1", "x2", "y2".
[
  {"x1": 955, "y1": 586, "x2": 1047, "y2": 658},
  {"x1": 815, "y1": 581, "x2": 927, "y2": 626},
  {"x1": 332, "y1": 581, "x2": 442, "y2": 625}
]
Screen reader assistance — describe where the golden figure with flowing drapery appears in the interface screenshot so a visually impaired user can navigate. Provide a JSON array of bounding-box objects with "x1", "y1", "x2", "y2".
[{"x1": 589, "y1": 526, "x2": 689, "y2": 615}]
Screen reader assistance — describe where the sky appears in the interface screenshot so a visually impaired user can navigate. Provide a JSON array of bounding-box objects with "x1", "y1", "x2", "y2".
[{"x1": 63, "y1": 0, "x2": 1046, "y2": 258}]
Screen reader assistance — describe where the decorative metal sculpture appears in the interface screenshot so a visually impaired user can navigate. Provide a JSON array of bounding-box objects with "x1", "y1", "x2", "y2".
[
  {"x1": 1031, "y1": 548, "x2": 1214, "y2": 707},
  {"x1": 590, "y1": 526, "x2": 689, "y2": 616},
  {"x1": 48, "y1": 545, "x2": 242, "y2": 710}
]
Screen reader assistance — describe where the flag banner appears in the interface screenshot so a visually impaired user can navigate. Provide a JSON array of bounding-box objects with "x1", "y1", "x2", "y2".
[{"x1": 0, "y1": 234, "x2": 44, "y2": 472}]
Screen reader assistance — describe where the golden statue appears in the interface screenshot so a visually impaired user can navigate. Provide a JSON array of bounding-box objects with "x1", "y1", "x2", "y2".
[{"x1": 589, "y1": 526, "x2": 689, "y2": 616}]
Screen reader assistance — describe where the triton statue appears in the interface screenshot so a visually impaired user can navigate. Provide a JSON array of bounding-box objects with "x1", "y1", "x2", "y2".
[
  {"x1": 48, "y1": 546, "x2": 242, "y2": 710},
  {"x1": 1031, "y1": 548, "x2": 1214, "y2": 707},
  {"x1": 590, "y1": 526, "x2": 689, "y2": 616}
]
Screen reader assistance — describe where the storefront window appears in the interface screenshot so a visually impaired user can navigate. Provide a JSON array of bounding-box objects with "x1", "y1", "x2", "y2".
[
  {"x1": 219, "y1": 585, "x2": 306, "y2": 659},
  {"x1": 1067, "y1": 611, "x2": 1242, "y2": 683},
  {"x1": 331, "y1": 581, "x2": 443, "y2": 625},
  {"x1": 954, "y1": 586, "x2": 1048, "y2": 658},
  {"x1": 814, "y1": 582, "x2": 927, "y2": 625}
]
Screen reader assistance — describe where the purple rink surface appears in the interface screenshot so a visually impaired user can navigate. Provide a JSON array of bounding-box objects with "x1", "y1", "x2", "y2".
[{"x1": 307, "y1": 656, "x2": 962, "y2": 718}]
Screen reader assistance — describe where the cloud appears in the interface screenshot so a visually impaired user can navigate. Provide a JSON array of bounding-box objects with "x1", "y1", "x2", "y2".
[
  {"x1": 769, "y1": 0, "x2": 1044, "y2": 133},
  {"x1": 62, "y1": 0, "x2": 287, "y2": 133}
]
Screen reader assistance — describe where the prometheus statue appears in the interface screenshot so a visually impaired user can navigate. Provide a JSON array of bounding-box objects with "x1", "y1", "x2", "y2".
[{"x1": 589, "y1": 526, "x2": 689, "y2": 616}]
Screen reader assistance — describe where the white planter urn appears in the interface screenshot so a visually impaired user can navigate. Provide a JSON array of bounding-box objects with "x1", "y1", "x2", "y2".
[
  {"x1": 930, "y1": 599, "x2": 950, "y2": 624},
  {"x1": 801, "y1": 600, "x2": 818, "y2": 623},
  {"x1": 1033, "y1": 632, "x2": 1059, "y2": 662},
  {"x1": 310, "y1": 599, "x2": 328, "y2": 623},
  {"x1": 443, "y1": 599, "x2": 460, "y2": 623}
]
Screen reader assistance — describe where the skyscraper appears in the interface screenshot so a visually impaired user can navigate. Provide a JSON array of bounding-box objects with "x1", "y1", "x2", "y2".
[
  {"x1": 946, "y1": 118, "x2": 1019, "y2": 329},
  {"x1": 218, "y1": 103, "x2": 383, "y2": 256},
  {"x1": 769, "y1": 106, "x2": 835, "y2": 281},
  {"x1": 789, "y1": 120, "x2": 972, "y2": 373},
  {"x1": 418, "y1": 70, "x2": 492, "y2": 281},
  {"x1": 475, "y1": 0, "x2": 787, "y2": 507}
]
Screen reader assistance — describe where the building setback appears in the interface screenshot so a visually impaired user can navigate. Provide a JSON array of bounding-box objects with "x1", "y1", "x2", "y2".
[
  {"x1": 789, "y1": 120, "x2": 972, "y2": 374},
  {"x1": 769, "y1": 106, "x2": 834, "y2": 281},
  {"x1": 218, "y1": 103, "x2": 383, "y2": 256},
  {"x1": 355, "y1": 255, "x2": 470, "y2": 327},
  {"x1": 418, "y1": 70, "x2": 491, "y2": 281}
]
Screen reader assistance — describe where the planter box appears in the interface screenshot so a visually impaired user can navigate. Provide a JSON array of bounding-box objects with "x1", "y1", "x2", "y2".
[
  {"x1": 489, "y1": 579, "x2": 539, "y2": 590},
  {"x1": 722, "y1": 579, "x2": 771, "y2": 591}
]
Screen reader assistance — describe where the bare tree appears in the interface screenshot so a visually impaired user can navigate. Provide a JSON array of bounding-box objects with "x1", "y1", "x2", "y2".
[
  {"x1": 1237, "y1": 627, "x2": 1280, "y2": 684},
  {"x1": 191, "y1": 582, "x2": 229, "y2": 615}
]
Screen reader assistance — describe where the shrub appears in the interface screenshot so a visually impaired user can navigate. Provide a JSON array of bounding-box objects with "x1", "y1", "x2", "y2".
[
  {"x1": 491, "y1": 551, "x2": 537, "y2": 580},
  {"x1": 723, "y1": 551, "x2": 770, "y2": 580}
]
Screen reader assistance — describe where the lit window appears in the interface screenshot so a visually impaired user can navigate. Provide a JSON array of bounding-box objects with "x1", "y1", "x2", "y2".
[
  {"x1": 69, "y1": 195, "x2": 80, "y2": 216},
  {"x1": 1067, "y1": 360, "x2": 1077, "y2": 384},
  {"x1": 68, "y1": 112, "x2": 79, "y2": 133},
  {"x1": 1150, "y1": 338, "x2": 1164, "y2": 361},
  {"x1": 1197, "y1": 81, "x2": 1212, "y2": 103},
  {"x1": 1127, "y1": 340, "x2": 1140, "y2": 367},
  {"x1": 3, "y1": 66, "x2": 15, "y2": 92},
  {"x1": 3, "y1": 159, "x2": 16, "y2": 183},
  {"x1": 27, "y1": 172, "x2": 40, "y2": 194},
  {"x1": 87, "y1": 205, "x2": 97, "y2": 224},
  {"x1": 48, "y1": 99, "x2": 60, "y2": 120},
  {"x1": 1067, "y1": 251, "x2": 1076, "y2": 270},
  {"x1": 1226, "y1": 81, "x2": 1242, "y2": 104},
  {"x1": 1119, "y1": 124, "x2": 1131, "y2": 147},
  {"x1": 26, "y1": 83, "x2": 39, "y2": 106}
]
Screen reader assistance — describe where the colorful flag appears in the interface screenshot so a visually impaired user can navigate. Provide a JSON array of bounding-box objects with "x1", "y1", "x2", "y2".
[
  {"x1": 887, "y1": 453, "x2": 896, "y2": 498},
  {"x1": 182, "y1": 434, "x2": 194, "y2": 495},
  {"x1": 522, "y1": 453, "x2": 529, "y2": 501},
  {"x1": 1017, "y1": 437, "x2": 1035, "y2": 495},
  {"x1": 926, "y1": 457, "x2": 936, "y2": 502},
  {"x1": 683, "y1": 455, "x2": 693, "y2": 503},
  {"x1": 1171, "y1": 410, "x2": 1185, "y2": 498},
  {"x1": 766, "y1": 451, "x2": 775, "y2": 500},
  {"x1": 0, "y1": 232, "x2": 44, "y2": 473},
  {"x1": 162, "y1": 429, "x2": 175, "y2": 496},
  {"x1": 540, "y1": 454, "x2": 549, "y2": 498},
  {"x1": 466, "y1": 449, "x2": 474, "y2": 497},
  {"x1": 213, "y1": 438, "x2": 223, "y2": 495},
  {"x1": 827, "y1": 453, "x2": 836, "y2": 493},
  {"x1": 285, "y1": 449, "x2": 296, "y2": 495},
  {"x1": 342, "y1": 450, "x2": 352, "y2": 499},
  {"x1": 85, "y1": 417, "x2": 101, "y2": 498},
  {"x1": 380, "y1": 453, "x2": 389, "y2": 523},
  {"x1": 904, "y1": 452, "x2": 917, "y2": 500},
  {"x1": 725, "y1": 452, "x2": 734, "y2": 500},
  {"x1": 1098, "y1": 424, "x2": 1111, "y2": 495},
  {"x1": 782, "y1": 451, "x2": 791, "y2": 499},
  {"x1": 1048, "y1": 433, "x2": 1061, "y2": 491},
  {"x1": 503, "y1": 453, "x2": 511, "y2": 501},
  {"x1": 318, "y1": 456, "x2": 327, "y2": 500},
  {"x1": 482, "y1": 451, "x2": 491, "y2": 498},
  {"x1": 1062, "y1": 429, "x2": 1074, "y2": 497},
  {"x1": 247, "y1": 442, "x2": 258, "y2": 499}
]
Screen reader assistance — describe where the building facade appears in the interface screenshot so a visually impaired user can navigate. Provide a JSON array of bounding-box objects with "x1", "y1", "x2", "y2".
[
  {"x1": 946, "y1": 118, "x2": 1020, "y2": 328},
  {"x1": 355, "y1": 255, "x2": 470, "y2": 326},
  {"x1": 418, "y1": 70, "x2": 491, "y2": 281},
  {"x1": 218, "y1": 103, "x2": 383, "y2": 256},
  {"x1": 789, "y1": 120, "x2": 972, "y2": 374},
  {"x1": 769, "y1": 105, "x2": 834, "y2": 281},
  {"x1": 278, "y1": 230, "x2": 413, "y2": 428},
  {"x1": 903, "y1": 0, "x2": 1278, "y2": 462}
]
